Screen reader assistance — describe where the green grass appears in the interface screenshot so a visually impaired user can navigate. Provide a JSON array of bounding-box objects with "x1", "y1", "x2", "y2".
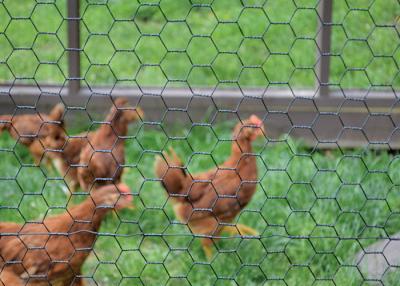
[
  {"x1": 1, "y1": 120, "x2": 400, "y2": 285},
  {"x1": 0, "y1": 0, "x2": 399, "y2": 88}
]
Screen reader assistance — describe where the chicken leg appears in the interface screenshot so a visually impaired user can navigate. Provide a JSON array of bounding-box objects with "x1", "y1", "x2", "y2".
[
  {"x1": 201, "y1": 238, "x2": 214, "y2": 260},
  {"x1": 222, "y1": 224, "x2": 258, "y2": 236}
]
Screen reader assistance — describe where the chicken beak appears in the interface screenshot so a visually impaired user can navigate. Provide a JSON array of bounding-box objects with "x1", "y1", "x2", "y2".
[
  {"x1": 115, "y1": 200, "x2": 135, "y2": 211},
  {"x1": 134, "y1": 107, "x2": 144, "y2": 121},
  {"x1": 258, "y1": 124, "x2": 266, "y2": 138},
  {"x1": 116, "y1": 183, "x2": 134, "y2": 210},
  {"x1": 126, "y1": 204, "x2": 135, "y2": 210},
  {"x1": 249, "y1": 124, "x2": 265, "y2": 141}
]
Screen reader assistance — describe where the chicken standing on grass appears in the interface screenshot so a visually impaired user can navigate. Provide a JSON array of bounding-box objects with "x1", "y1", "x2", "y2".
[
  {"x1": 78, "y1": 98, "x2": 143, "y2": 191},
  {"x1": 0, "y1": 104, "x2": 65, "y2": 165},
  {"x1": 155, "y1": 115, "x2": 265, "y2": 259},
  {"x1": 0, "y1": 183, "x2": 133, "y2": 286}
]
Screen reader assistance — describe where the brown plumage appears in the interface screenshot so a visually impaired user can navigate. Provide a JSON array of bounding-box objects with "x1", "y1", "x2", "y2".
[
  {"x1": 0, "y1": 104, "x2": 65, "y2": 165},
  {"x1": 78, "y1": 98, "x2": 143, "y2": 191},
  {"x1": 46, "y1": 133, "x2": 93, "y2": 192},
  {"x1": 155, "y1": 115, "x2": 265, "y2": 258},
  {"x1": 0, "y1": 184, "x2": 133, "y2": 286}
]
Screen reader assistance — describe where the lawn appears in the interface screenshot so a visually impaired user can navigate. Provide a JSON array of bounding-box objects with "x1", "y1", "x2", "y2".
[
  {"x1": 0, "y1": 119, "x2": 400, "y2": 285},
  {"x1": 0, "y1": 0, "x2": 399, "y2": 89}
]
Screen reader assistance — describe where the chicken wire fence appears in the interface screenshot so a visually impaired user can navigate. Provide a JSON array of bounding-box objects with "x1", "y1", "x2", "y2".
[{"x1": 0, "y1": 0, "x2": 400, "y2": 285}]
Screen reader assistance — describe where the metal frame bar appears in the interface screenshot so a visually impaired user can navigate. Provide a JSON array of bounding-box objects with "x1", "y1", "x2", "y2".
[
  {"x1": 1, "y1": 86, "x2": 398, "y2": 149},
  {"x1": 316, "y1": 0, "x2": 333, "y2": 98},
  {"x1": 67, "y1": 0, "x2": 81, "y2": 96}
]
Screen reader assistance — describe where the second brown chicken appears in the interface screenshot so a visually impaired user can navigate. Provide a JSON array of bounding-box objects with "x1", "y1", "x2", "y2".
[
  {"x1": 78, "y1": 98, "x2": 143, "y2": 191},
  {"x1": 155, "y1": 115, "x2": 265, "y2": 259}
]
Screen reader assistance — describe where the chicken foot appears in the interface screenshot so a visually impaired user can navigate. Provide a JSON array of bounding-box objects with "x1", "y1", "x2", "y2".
[
  {"x1": 201, "y1": 238, "x2": 214, "y2": 260},
  {"x1": 222, "y1": 224, "x2": 258, "y2": 236}
]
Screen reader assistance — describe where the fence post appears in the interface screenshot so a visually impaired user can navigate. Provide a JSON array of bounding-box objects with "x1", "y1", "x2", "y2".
[
  {"x1": 67, "y1": 0, "x2": 81, "y2": 96},
  {"x1": 316, "y1": 0, "x2": 333, "y2": 97}
]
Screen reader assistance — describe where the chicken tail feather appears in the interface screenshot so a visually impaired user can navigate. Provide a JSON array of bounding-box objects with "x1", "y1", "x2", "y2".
[{"x1": 155, "y1": 148, "x2": 187, "y2": 200}]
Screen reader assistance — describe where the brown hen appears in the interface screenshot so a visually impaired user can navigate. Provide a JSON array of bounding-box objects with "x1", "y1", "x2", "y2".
[
  {"x1": 0, "y1": 183, "x2": 133, "y2": 286},
  {"x1": 155, "y1": 115, "x2": 265, "y2": 259},
  {"x1": 78, "y1": 98, "x2": 143, "y2": 191},
  {"x1": 46, "y1": 133, "x2": 93, "y2": 193},
  {"x1": 0, "y1": 104, "x2": 65, "y2": 165}
]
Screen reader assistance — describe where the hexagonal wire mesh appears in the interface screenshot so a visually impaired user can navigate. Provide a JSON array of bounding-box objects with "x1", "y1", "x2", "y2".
[{"x1": 0, "y1": 0, "x2": 400, "y2": 285}]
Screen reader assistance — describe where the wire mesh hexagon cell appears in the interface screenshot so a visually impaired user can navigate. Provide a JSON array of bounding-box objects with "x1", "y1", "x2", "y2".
[{"x1": 0, "y1": 0, "x2": 400, "y2": 285}]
